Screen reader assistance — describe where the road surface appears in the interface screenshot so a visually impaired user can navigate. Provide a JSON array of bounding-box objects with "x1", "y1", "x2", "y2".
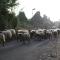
[{"x1": 0, "y1": 37, "x2": 60, "y2": 60}]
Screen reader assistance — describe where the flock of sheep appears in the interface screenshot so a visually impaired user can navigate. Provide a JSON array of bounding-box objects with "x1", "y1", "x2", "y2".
[{"x1": 0, "y1": 28, "x2": 60, "y2": 46}]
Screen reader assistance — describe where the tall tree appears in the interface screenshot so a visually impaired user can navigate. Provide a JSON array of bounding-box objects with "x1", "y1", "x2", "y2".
[
  {"x1": 0, "y1": 0, "x2": 17, "y2": 30},
  {"x1": 31, "y1": 11, "x2": 43, "y2": 29},
  {"x1": 7, "y1": 13, "x2": 17, "y2": 29},
  {"x1": 42, "y1": 15, "x2": 53, "y2": 29},
  {"x1": 17, "y1": 12, "x2": 28, "y2": 29}
]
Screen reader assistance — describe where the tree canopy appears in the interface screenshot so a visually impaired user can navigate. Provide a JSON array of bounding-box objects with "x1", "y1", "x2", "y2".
[
  {"x1": 17, "y1": 12, "x2": 30, "y2": 29},
  {"x1": 31, "y1": 11, "x2": 53, "y2": 29},
  {"x1": 0, "y1": 0, "x2": 17, "y2": 30}
]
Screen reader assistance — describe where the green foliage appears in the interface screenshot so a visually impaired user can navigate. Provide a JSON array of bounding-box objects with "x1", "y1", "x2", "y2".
[
  {"x1": 17, "y1": 11, "x2": 54, "y2": 29},
  {"x1": 0, "y1": 0, "x2": 17, "y2": 30},
  {"x1": 18, "y1": 12, "x2": 27, "y2": 22},
  {"x1": 0, "y1": 0, "x2": 17, "y2": 9},
  {"x1": 7, "y1": 13, "x2": 17, "y2": 29},
  {"x1": 17, "y1": 12, "x2": 30, "y2": 29},
  {"x1": 0, "y1": 8, "x2": 9, "y2": 30}
]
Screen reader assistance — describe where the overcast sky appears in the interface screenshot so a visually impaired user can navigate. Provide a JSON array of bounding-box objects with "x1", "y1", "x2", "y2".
[{"x1": 14, "y1": 0, "x2": 60, "y2": 22}]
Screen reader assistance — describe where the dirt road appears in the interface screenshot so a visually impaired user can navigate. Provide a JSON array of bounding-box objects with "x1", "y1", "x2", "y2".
[{"x1": 0, "y1": 37, "x2": 59, "y2": 60}]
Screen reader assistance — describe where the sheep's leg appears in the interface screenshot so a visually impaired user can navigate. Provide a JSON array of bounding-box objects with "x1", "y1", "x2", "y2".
[
  {"x1": 16, "y1": 37, "x2": 18, "y2": 42},
  {"x1": 16, "y1": 35, "x2": 19, "y2": 42},
  {"x1": 27, "y1": 37, "x2": 31, "y2": 44},
  {"x1": 2, "y1": 41, "x2": 5, "y2": 47},
  {"x1": 1, "y1": 40, "x2": 5, "y2": 47}
]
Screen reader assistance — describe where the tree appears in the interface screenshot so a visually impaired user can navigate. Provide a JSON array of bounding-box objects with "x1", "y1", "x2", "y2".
[
  {"x1": 7, "y1": 13, "x2": 17, "y2": 29},
  {"x1": 31, "y1": 11, "x2": 53, "y2": 29},
  {"x1": 17, "y1": 12, "x2": 28, "y2": 29},
  {"x1": 31, "y1": 11, "x2": 43, "y2": 29},
  {"x1": 42, "y1": 15, "x2": 53, "y2": 29},
  {"x1": 0, "y1": 0, "x2": 17, "y2": 30}
]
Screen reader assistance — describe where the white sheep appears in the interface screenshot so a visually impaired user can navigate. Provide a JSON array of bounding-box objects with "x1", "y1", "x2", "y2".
[
  {"x1": 0, "y1": 33, "x2": 5, "y2": 46},
  {"x1": 2, "y1": 30, "x2": 12, "y2": 41},
  {"x1": 17, "y1": 29, "x2": 30, "y2": 44},
  {"x1": 9, "y1": 29, "x2": 16, "y2": 36}
]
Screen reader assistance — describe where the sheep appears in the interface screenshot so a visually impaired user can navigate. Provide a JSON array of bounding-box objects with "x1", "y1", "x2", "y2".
[
  {"x1": 2, "y1": 30, "x2": 12, "y2": 42},
  {"x1": 9, "y1": 29, "x2": 16, "y2": 40},
  {"x1": 16, "y1": 29, "x2": 30, "y2": 44},
  {"x1": 16, "y1": 30, "x2": 25, "y2": 42},
  {"x1": 35, "y1": 29, "x2": 45, "y2": 41},
  {"x1": 28, "y1": 30, "x2": 36, "y2": 39},
  {"x1": 56, "y1": 28, "x2": 60, "y2": 36},
  {"x1": 0, "y1": 33, "x2": 5, "y2": 46},
  {"x1": 35, "y1": 29, "x2": 53, "y2": 40},
  {"x1": 9, "y1": 29, "x2": 16, "y2": 36},
  {"x1": 45, "y1": 29, "x2": 52, "y2": 40},
  {"x1": 52, "y1": 29, "x2": 58, "y2": 38}
]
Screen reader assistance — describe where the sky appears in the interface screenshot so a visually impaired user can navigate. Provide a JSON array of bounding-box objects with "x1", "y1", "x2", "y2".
[{"x1": 14, "y1": 0, "x2": 60, "y2": 22}]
